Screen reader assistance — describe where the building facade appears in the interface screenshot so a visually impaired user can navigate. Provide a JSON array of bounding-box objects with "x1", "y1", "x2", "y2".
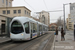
[
  {"x1": 69, "y1": 3, "x2": 75, "y2": 30},
  {"x1": 0, "y1": 6, "x2": 31, "y2": 18},
  {"x1": 39, "y1": 11, "x2": 50, "y2": 26},
  {"x1": 66, "y1": 14, "x2": 74, "y2": 30},
  {"x1": 0, "y1": 0, "x2": 32, "y2": 36},
  {"x1": 49, "y1": 23, "x2": 57, "y2": 31},
  {"x1": 0, "y1": 0, "x2": 13, "y2": 7}
]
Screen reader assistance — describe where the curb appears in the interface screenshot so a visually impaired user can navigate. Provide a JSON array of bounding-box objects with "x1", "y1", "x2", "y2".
[
  {"x1": 51, "y1": 35, "x2": 55, "y2": 50},
  {"x1": 0, "y1": 38, "x2": 11, "y2": 44}
]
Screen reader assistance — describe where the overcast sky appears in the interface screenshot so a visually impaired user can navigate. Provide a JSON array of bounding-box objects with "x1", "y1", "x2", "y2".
[{"x1": 12, "y1": 0, "x2": 75, "y2": 23}]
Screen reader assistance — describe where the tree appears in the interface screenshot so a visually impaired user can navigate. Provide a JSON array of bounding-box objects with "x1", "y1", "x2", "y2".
[{"x1": 56, "y1": 17, "x2": 64, "y2": 27}]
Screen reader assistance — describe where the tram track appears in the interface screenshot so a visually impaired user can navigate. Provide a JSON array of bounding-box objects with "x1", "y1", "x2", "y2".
[
  {"x1": 0, "y1": 40, "x2": 13, "y2": 47},
  {"x1": 0, "y1": 32, "x2": 53, "y2": 50},
  {"x1": 0, "y1": 33, "x2": 48, "y2": 50},
  {"x1": 24, "y1": 34, "x2": 51, "y2": 50},
  {"x1": 23, "y1": 33, "x2": 54, "y2": 50},
  {"x1": 9, "y1": 33, "x2": 50, "y2": 50},
  {"x1": 42, "y1": 34, "x2": 54, "y2": 50}
]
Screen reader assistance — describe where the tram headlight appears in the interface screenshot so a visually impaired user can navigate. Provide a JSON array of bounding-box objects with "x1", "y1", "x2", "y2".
[{"x1": 21, "y1": 34, "x2": 23, "y2": 36}]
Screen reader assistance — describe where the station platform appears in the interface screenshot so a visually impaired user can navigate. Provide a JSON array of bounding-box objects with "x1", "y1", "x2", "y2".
[
  {"x1": 0, "y1": 37, "x2": 11, "y2": 43},
  {"x1": 52, "y1": 31, "x2": 75, "y2": 50}
]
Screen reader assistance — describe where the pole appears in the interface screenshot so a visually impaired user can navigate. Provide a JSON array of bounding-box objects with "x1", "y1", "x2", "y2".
[
  {"x1": 63, "y1": 4, "x2": 66, "y2": 34},
  {"x1": 74, "y1": 23, "x2": 75, "y2": 41}
]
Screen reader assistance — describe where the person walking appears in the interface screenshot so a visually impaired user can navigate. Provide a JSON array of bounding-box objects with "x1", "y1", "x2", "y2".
[
  {"x1": 55, "y1": 27, "x2": 58, "y2": 42},
  {"x1": 61, "y1": 28, "x2": 65, "y2": 41}
]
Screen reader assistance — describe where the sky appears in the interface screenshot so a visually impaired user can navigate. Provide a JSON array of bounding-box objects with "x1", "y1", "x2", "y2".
[{"x1": 12, "y1": 0, "x2": 75, "y2": 23}]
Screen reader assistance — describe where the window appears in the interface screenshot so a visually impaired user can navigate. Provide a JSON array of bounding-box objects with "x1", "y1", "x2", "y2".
[
  {"x1": 69, "y1": 28, "x2": 71, "y2": 29},
  {"x1": 11, "y1": 21, "x2": 24, "y2": 34},
  {"x1": 24, "y1": 22, "x2": 29, "y2": 33},
  {"x1": 33, "y1": 23, "x2": 37, "y2": 33},
  {"x1": 27, "y1": 12, "x2": 28, "y2": 15},
  {"x1": 69, "y1": 24, "x2": 71, "y2": 25},
  {"x1": 6, "y1": 0, "x2": 8, "y2": 5},
  {"x1": 29, "y1": 13, "x2": 30, "y2": 16},
  {"x1": 43, "y1": 26, "x2": 45, "y2": 31},
  {"x1": 69, "y1": 26, "x2": 72, "y2": 27},
  {"x1": 3, "y1": 10, "x2": 6, "y2": 14},
  {"x1": 42, "y1": 15, "x2": 45, "y2": 24},
  {"x1": 7, "y1": 10, "x2": 10, "y2": 14},
  {"x1": 13, "y1": 10, "x2": 16, "y2": 14},
  {"x1": 39, "y1": 25, "x2": 40, "y2": 31},
  {"x1": 25, "y1": 10, "x2": 26, "y2": 14},
  {"x1": 39, "y1": 25, "x2": 42, "y2": 31},
  {"x1": 1, "y1": 20, "x2": 6, "y2": 22},
  {"x1": 18, "y1": 10, "x2": 21, "y2": 14},
  {"x1": 69, "y1": 22, "x2": 71, "y2": 23},
  {"x1": 2, "y1": 0, "x2": 4, "y2": 3},
  {"x1": 13, "y1": 16, "x2": 16, "y2": 17},
  {"x1": 9, "y1": 2, "x2": 11, "y2": 6},
  {"x1": 30, "y1": 23, "x2": 32, "y2": 33}
]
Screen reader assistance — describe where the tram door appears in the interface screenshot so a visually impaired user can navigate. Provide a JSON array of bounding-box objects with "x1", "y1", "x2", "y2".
[
  {"x1": 30, "y1": 23, "x2": 37, "y2": 38},
  {"x1": 30, "y1": 23, "x2": 33, "y2": 38}
]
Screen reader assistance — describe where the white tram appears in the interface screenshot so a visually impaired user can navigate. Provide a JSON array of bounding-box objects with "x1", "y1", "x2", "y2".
[{"x1": 10, "y1": 17, "x2": 48, "y2": 41}]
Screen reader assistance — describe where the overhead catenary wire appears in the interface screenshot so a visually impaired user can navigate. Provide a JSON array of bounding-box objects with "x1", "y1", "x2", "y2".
[
  {"x1": 35, "y1": 10, "x2": 63, "y2": 14},
  {"x1": 24, "y1": 0, "x2": 36, "y2": 11},
  {"x1": 43, "y1": 0, "x2": 48, "y2": 11}
]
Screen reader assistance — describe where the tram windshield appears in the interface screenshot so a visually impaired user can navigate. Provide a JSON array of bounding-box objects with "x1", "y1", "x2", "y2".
[{"x1": 11, "y1": 21, "x2": 24, "y2": 34}]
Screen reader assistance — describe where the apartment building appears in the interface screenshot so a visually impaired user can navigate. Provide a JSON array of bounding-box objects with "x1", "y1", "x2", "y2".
[
  {"x1": 66, "y1": 14, "x2": 74, "y2": 30},
  {"x1": 0, "y1": 0, "x2": 13, "y2": 7},
  {"x1": 0, "y1": 6, "x2": 31, "y2": 18},
  {"x1": 39, "y1": 11, "x2": 50, "y2": 26}
]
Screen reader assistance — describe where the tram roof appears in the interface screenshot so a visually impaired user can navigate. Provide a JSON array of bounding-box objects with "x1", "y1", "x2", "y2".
[
  {"x1": 12, "y1": 16, "x2": 38, "y2": 23},
  {"x1": 12, "y1": 16, "x2": 48, "y2": 26}
]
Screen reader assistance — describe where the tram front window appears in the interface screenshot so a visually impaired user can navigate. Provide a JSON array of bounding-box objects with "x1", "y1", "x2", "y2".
[{"x1": 11, "y1": 21, "x2": 24, "y2": 34}]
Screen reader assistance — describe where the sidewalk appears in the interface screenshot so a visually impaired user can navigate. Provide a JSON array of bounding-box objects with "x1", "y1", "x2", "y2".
[
  {"x1": 0, "y1": 37, "x2": 11, "y2": 43},
  {"x1": 52, "y1": 31, "x2": 75, "y2": 50}
]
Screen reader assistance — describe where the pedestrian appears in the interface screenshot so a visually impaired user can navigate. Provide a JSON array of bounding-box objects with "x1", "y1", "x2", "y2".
[
  {"x1": 61, "y1": 28, "x2": 65, "y2": 41},
  {"x1": 55, "y1": 27, "x2": 58, "y2": 42}
]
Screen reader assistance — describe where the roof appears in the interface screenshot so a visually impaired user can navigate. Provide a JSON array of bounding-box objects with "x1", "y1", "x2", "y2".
[
  {"x1": 49, "y1": 23, "x2": 57, "y2": 27},
  {"x1": 32, "y1": 17, "x2": 39, "y2": 22},
  {"x1": 0, "y1": 13, "x2": 10, "y2": 18},
  {"x1": 0, "y1": 6, "x2": 31, "y2": 12}
]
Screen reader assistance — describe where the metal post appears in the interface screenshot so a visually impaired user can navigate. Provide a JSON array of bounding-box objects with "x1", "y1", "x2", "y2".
[
  {"x1": 74, "y1": 23, "x2": 75, "y2": 41},
  {"x1": 63, "y1": 4, "x2": 66, "y2": 34}
]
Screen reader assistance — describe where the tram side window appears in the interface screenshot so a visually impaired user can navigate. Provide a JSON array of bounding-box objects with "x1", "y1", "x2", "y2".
[
  {"x1": 39, "y1": 25, "x2": 41, "y2": 31},
  {"x1": 45, "y1": 27, "x2": 46, "y2": 31},
  {"x1": 43, "y1": 26, "x2": 45, "y2": 31},
  {"x1": 35, "y1": 24, "x2": 37, "y2": 32},
  {"x1": 45, "y1": 27, "x2": 47, "y2": 31},
  {"x1": 40, "y1": 25, "x2": 42, "y2": 31},
  {"x1": 24, "y1": 22, "x2": 29, "y2": 33},
  {"x1": 33, "y1": 23, "x2": 37, "y2": 33}
]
